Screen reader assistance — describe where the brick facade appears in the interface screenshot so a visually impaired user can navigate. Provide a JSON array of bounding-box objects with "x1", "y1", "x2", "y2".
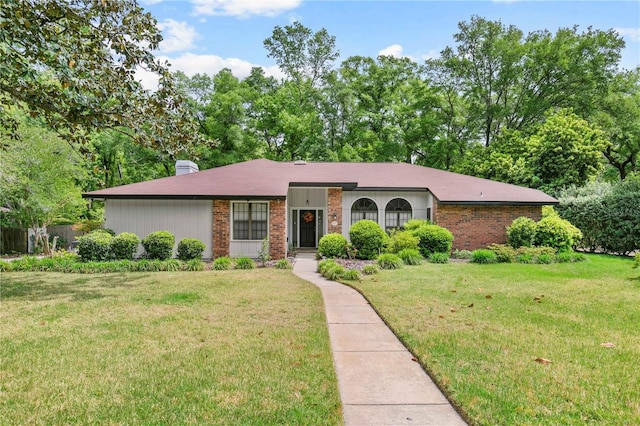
[
  {"x1": 434, "y1": 203, "x2": 543, "y2": 250},
  {"x1": 212, "y1": 200, "x2": 230, "y2": 258},
  {"x1": 269, "y1": 199, "x2": 287, "y2": 259},
  {"x1": 327, "y1": 187, "x2": 343, "y2": 235}
]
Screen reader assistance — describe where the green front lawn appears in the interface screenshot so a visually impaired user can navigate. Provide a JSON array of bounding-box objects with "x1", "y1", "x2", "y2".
[
  {"x1": 0, "y1": 270, "x2": 341, "y2": 425},
  {"x1": 350, "y1": 254, "x2": 640, "y2": 425}
]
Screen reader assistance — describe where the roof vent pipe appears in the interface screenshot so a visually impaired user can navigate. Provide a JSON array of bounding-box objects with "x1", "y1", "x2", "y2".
[{"x1": 175, "y1": 160, "x2": 199, "y2": 176}]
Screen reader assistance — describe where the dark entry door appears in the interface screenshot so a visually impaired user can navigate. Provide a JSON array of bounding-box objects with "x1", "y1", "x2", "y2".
[{"x1": 299, "y1": 210, "x2": 316, "y2": 247}]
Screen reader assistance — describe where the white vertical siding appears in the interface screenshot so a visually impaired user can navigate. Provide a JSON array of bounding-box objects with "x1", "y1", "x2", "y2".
[
  {"x1": 288, "y1": 188, "x2": 327, "y2": 208},
  {"x1": 104, "y1": 199, "x2": 213, "y2": 259},
  {"x1": 340, "y1": 191, "x2": 433, "y2": 238}
]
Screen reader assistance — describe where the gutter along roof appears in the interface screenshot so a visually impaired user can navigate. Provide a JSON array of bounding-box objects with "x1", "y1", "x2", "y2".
[{"x1": 83, "y1": 159, "x2": 558, "y2": 205}]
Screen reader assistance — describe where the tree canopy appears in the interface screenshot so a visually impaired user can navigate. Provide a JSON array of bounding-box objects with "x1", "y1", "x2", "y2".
[{"x1": 0, "y1": 0, "x2": 206, "y2": 155}]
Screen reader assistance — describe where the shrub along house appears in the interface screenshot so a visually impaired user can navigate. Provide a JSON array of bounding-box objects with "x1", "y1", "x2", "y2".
[{"x1": 83, "y1": 159, "x2": 558, "y2": 259}]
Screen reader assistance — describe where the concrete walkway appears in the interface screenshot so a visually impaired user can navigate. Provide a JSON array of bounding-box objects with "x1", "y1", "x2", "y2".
[{"x1": 293, "y1": 254, "x2": 467, "y2": 426}]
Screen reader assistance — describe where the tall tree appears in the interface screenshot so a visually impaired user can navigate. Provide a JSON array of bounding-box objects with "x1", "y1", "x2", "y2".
[
  {"x1": 0, "y1": 0, "x2": 205, "y2": 155},
  {"x1": 591, "y1": 69, "x2": 640, "y2": 180},
  {"x1": 0, "y1": 117, "x2": 85, "y2": 255},
  {"x1": 437, "y1": 16, "x2": 625, "y2": 147}
]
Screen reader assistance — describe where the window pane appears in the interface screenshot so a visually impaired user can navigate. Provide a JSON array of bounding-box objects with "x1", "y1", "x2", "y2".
[
  {"x1": 351, "y1": 198, "x2": 378, "y2": 225},
  {"x1": 250, "y1": 202, "x2": 268, "y2": 240},
  {"x1": 233, "y1": 203, "x2": 249, "y2": 240}
]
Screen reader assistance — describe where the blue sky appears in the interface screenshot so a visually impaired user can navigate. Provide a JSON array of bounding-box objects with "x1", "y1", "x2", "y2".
[{"x1": 138, "y1": 0, "x2": 640, "y2": 87}]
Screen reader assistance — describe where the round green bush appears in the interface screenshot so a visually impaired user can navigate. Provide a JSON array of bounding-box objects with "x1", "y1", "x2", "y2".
[
  {"x1": 177, "y1": 238, "x2": 206, "y2": 261},
  {"x1": 377, "y1": 253, "x2": 403, "y2": 269},
  {"x1": 507, "y1": 217, "x2": 537, "y2": 248},
  {"x1": 471, "y1": 249, "x2": 497, "y2": 264},
  {"x1": 398, "y1": 248, "x2": 423, "y2": 265},
  {"x1": 386, "y1": 230, "x2": 419, "y2": 254},
  {"x1": 141, "y1": 231, "x2": 175, "y2": 260},
  {"x1": 403, "y1": 219, "x2": 430, "y2": 231},
  {"x1": 410, "y1": 224, "x2": 453, "y2": 257},
  {"x1": 318, "y1": 233, "x2": 348, "y2": 258},
  {"x1": 77, "y1": 230, "x2": 114, "y2": 261},
  {"x1": 349, "y1": 219, "x2": 387, "y2": 260},
  {"x1": 111, "y1": 232, "x2": 140, "y2": 260},
  {"x1": 534, "y1": 216, "x2": 582, "y2": 251}
]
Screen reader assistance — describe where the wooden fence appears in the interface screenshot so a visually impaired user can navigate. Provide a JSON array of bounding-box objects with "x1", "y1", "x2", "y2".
[{"x1": 1, "y1": 228, "x2": 28, "y2": 254}]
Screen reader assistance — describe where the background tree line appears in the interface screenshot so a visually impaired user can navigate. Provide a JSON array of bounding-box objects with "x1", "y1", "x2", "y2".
[{"x1": 1, "y1": 3, "x2": 638, "y2": 253}]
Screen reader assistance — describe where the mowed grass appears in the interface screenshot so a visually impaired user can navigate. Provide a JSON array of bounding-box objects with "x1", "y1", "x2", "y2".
[
  {"x1": 0, "y1": 270, "x2": 341, "y2": 425},
  {"x1": 350, "y1": 254, "x2": 640, "y2": 425}
]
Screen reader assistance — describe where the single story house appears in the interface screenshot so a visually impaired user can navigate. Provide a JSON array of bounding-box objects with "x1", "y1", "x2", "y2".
[{"x1": 83, "y1": 159, "x2": 558, "y2": 259}]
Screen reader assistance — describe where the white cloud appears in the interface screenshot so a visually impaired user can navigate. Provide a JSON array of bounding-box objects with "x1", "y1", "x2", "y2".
[
  {"x1": 136, "y1": 53, "x2": 285, "y2": 90},
  {"x1": 615, "y1": 27, "x2": 640, "y2": 43},
  {"x1": 157, "y1": 19, "x2": 198, "y2": 53},
  {"x1": 378, "y1": 44, "x2": 404, "y2": 58},
  {"x1": 192, "y1": 0, "x2": 302, "y2": 18}
]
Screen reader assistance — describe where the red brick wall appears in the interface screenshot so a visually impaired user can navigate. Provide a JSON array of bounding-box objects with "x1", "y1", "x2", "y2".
[
  {"x1": 434, "y1": 203, "x2": 543, "y2": 250},
  {"x1": 269, "y1": 199, "x2": 287, "y2": 259},
  {"x1": 327, "y1": 187, "x2": 343, "y2": 235},
  {"x1": 212, "y1": 200, "x2": 230, "y2": 258}
]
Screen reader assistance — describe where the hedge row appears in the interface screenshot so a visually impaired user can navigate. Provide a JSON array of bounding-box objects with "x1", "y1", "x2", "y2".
[
  {"x1": 319, "y1": 219, "x2": 453, "y2": 261},
  {"x1": 77, "y1": 230, "x2": 206, "y2": 262},
  {"x1": 472, "y1": 244, "x2": 586, "y2": 264},
  {"x1": 0, "y1": 254, "x2": 293, "y2": 273}
]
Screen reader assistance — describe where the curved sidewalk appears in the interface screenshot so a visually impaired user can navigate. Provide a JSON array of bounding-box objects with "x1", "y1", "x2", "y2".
[{"x1": 293, "y1": 254, "x2": 467, "y2": 426}]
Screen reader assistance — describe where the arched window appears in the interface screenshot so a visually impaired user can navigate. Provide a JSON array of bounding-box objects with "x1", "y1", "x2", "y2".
[
  {"x1": 351, "y1": 198, "x2": 378, "y2": 225},
  {"x1": 385, "y1": 198, "x2": 412, "y2": 231}
]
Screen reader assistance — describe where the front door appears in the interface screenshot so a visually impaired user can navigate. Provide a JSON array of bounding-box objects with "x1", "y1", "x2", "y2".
[{"x1": 299, "y1": 210, "x2": 316, "y2": 247}]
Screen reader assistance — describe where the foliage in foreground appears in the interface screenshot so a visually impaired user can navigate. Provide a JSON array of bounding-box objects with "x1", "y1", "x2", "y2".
[{"x1": 350, "y1": 255, "x2": 640, "y2": 425}]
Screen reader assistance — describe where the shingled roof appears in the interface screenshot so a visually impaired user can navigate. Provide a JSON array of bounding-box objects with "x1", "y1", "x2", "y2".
[{"x1": 83, "y1": 159, "x2": 557, "y2": 205}]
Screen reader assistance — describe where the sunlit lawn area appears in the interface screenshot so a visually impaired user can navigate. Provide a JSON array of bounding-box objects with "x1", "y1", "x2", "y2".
[
  {"x1": 349, "y1": 254, "x2": 640, "y2": 425},
  {"x1": 0, "y1": 270, "x2": 341, "y2": 425}
]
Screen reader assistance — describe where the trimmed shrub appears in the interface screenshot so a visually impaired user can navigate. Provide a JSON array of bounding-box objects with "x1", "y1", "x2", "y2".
[
  {"x1": 534, "y1": 216, "x2": 582, "y2": 251},
  {"x1": 318, "y1": 233, "x2": 348, "y2": 258},
  {"x1": 342, "y1": 269, "x2": 362, "y2": 281},
  {"x1": 274, "y1": 259, "x2": 293, "y2": 269},
  {"x1": 111, "y1": 232, "x2": 140, "y2": 260},
  {"x1": 349, "y1": 220, "x2": 387, "y2": 260},
  {"x1": 186, "y1": 259, "x2": 205, "y2": 271},
  {"x1": 386, "y1": 230, "x2": 419, "y2": 254},
  {"x1": 398, "y1": 248, "x2": 423, "y2": 265},
  {"x1": 213, "y1": 256, "x2": 232, "y2": 270},
  {"x1": 377, "y1": 253, "x2": 403, "y2": 269},
  {"x1": 507, "y1": 217, "x2": 537, "y2": 248},
  {"x1": 142, "y1": 231, "x2": 175, "y2": 260},
  {"x1": 77, "y1": 230, "x2": 113, "y2": 261},
  {"x1": 471, "y1": 249, "x2": 497, "y2": 264},
  {"x1": 452, "y1": 249, "x2": 473, "y2": 260},
  {"x1": 429, "y1": 252, "x2": 450, "y2": 264},
  {"x1": 487, "y1": 244, "x2": 517, "y2": 263},
  {"x1": 177, "y1": 238, "x2": 206, "y2": 261},
  {"x1": 403, "y1": 219, "x2": 430, "y2": 231},
  {"x1": 362, "y1": 264, "x2": 380, "y2": 275},
  {"x1": 234, "y1": 257, "x2": 256, "y2": 270},
  {"x1": 410, "y1": 224, "x2": 453, "y2": 257}
]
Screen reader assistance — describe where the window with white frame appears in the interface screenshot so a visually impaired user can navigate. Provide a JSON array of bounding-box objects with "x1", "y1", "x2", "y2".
[
  {"x1": 351, "y1": 198, "x2": 378, "y2": 225},
  {"x1": 385, "y1": 198, "x2": 412, "y2": 231},
  {"x1": 233, "y1": 202, "x2": 268, "y2": 240}
]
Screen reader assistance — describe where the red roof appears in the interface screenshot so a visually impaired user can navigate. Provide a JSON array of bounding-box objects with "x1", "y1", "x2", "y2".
[{"x1": 83, "y1": 159, "x2": 557, "y2": 205}]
